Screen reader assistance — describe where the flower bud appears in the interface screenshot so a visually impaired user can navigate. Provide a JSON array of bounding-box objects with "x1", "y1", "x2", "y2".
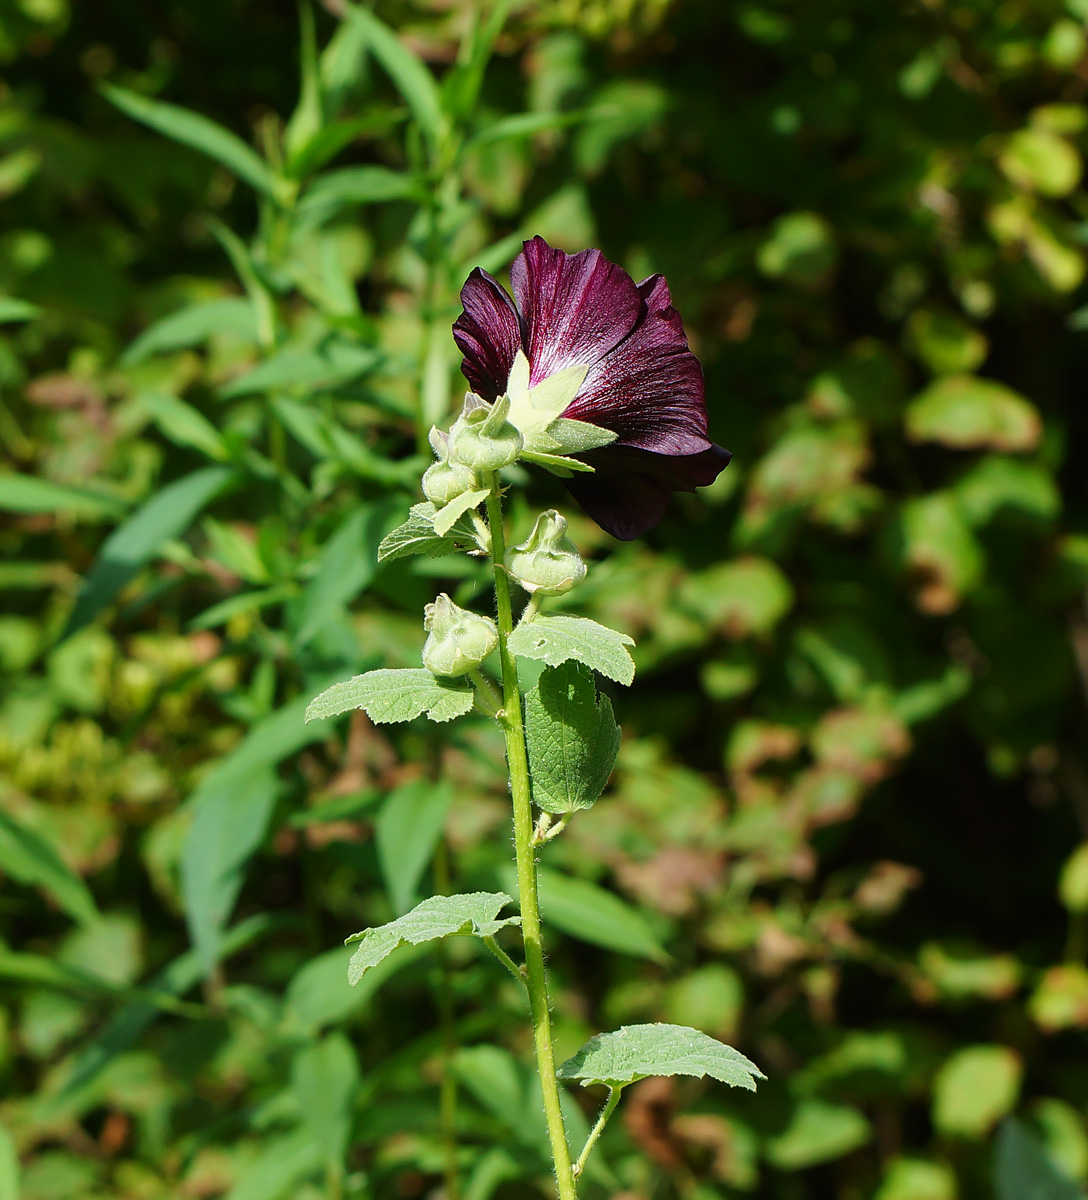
[
  {"x1": 422, "y1": 593, "x2": 498, "y2": 676},
  {"x1": 421, "y1": 426, "x2": 479, "y2": 505},
  {"x1": 448, "y1": 393, "x2": 523, "y2": 472},
  {"x1": 504, "y1": 510, "x2": 586, "y2": 595}
]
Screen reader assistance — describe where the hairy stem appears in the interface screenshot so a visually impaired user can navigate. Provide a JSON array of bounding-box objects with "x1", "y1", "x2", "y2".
[{"x1": 484, "y1": 478, "x2": 577, "y2": 1200}]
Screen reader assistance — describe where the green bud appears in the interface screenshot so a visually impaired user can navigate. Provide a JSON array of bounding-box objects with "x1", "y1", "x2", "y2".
[
  {"x1": 422, "y1": 593, "x2": 498, "y2": 676},
  {"x1": 422, "y1": 426, "x2": 479, "y2": 505},
  {"x1": 448, "y1": 393, "x2": 523, "y2": 472},
  {"x1": 504, "y1": 510, "x2": 586, "y2": 595}
]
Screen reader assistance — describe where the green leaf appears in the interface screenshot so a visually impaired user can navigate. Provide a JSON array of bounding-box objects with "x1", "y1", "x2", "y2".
[
  {"x1": 294, "y1": 166, "x2": 421, "y2": 231},
  {"x1": 346, "y1": 891, "x2": 520, "y2": 984},
  {"x1": 0, "y1": 474, "x2": 126, "y2": 520},
  {"x1": 0, "y1": 1122, "x2": 17, "y2": 1200},
  {"x1": 377, "y1": 502, "x2": 481, "y2": 562},
  {"x1": 291, "y1": 1033, "x2": 360, "y2": 1171},
  {"x1": 294, "y1": 502, "x2": 395, "y2": 647},
  {"x1": 766, "y1": 1099, "x2": 872, "y2": 1170},
  {"x1": 905, "y1": 375, "x2": 1042, "y2": 452},
  {"x1": 181, "y1": 694, "x2": 330, "y2": 975},
  {"x1": 182, "y1": 767, "x2": 280, "y2": 978},
  {"x1": 101, "y1": 83, "x2": 279, "y2": 199},
  {"x1": 54, "y1": 914, "x2": 270, "y2": 1104},
  {"x1": 999, "y1": 127, "x2": 1082, "y2": 197},
  {"x1": 219, "y1": 339, "x2": 380, "y2": 398},
  {"x1": 376, "y1": 780, "x2": 453, "y2": 914},
  {"x1": 306, "y1": 668, "x2": 474, "y2": 725},
  {"x1": 757, "y1": 211, "x2": 836, "y2": 284},
  {"x1": 995, "y1": 1119, "x2": 1083, "y2": 1200},
  {"x1": 64, "y1": 466, "x2": 234, "y2": 638},
  {"x1": 509, "y1": 614, "x2": 635, "y2": 686},
  {"x1": 0, "y1": 808, "x2": 99, "y2": 926},
  {"x1": 524, "y1": 661, "x2": 621, "y2": 813},
  {"x1": 189, "y1": 585, "x2": 296, "y2": 632},
  {"x1": 433, "y1": 487, "x2": 489, "y2": 536},
  {"x1": 0, "y1": 296, "x2": 41, "y2": 323},
  {"x1": 953, "y1": 456, "x2": 1061, "y2": 527},
  {"x1": 341, "y1": 5, "x2": 446, "y2": 150},
  {"x1": 222, "y1": 1129, "x2": 324, "y2": 1200},
  {"x1": 556, "y1": 1023, "x2": 764, "y2": 1091},
  {"x1": 121, "y1": 298, "x2": 257, "y2": 364},
  {"x1": 283, "y1": 3, "x2": 323, "y2": 172},
  {"x1": 525, "y1": 866, "x2": 668, "y2": 963},
  {"x1": 933, "y1": 1044, "x2": 1022, "y2": 1138},
  {"x1": 139, "y1": 391, "x2": 230, "y2": 461}
]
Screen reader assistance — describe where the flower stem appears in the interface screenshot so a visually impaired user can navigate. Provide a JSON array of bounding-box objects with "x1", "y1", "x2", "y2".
[
  {"x1": 573, "y1": 1086, "x2": 622, "y2": 1179},
  {"x1": 484, "y1": 477, "x2": 578, "y2": 1200}
]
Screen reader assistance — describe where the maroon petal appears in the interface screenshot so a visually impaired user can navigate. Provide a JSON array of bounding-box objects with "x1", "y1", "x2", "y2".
[
  {"x1": 511, "y1": 236, "x2": 642, "y2": 386},
  {"x1": 561, "y1": 274, "x2": 710, "y2": 456},
  {"x1": 563, "y1": 443, "x2": 732, "y2": 540},
  {"x1": 453, "y1": 268, "x2": 524, "y2": 401}
]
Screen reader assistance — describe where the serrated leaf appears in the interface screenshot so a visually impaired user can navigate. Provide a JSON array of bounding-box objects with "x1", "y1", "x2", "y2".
[
  {"x1": 556, "y1": 1023, "x2": 764, "y2": 1091},
  {"x1": 346, "y1": 891, "x2": 520, "y2": 984},
  {"x1": 525, "y1": 662, "x2": 621, "y2": 813},
  {"x1": 377, "y1": 502, "x2": 480, "y2": 562},
  {"x1": 306, "y1": 668, "x2": 474, "y2": 725},
  {"x1": 433, "y1": 487, "x2": 489, "y2": 536},
  {"x1": 509, "y1": 614, "x2": 635, "y2": 685}
]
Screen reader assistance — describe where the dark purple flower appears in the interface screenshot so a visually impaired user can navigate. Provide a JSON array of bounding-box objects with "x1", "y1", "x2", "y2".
[{"x1": 453, "y1": 236, "x2": 731, "y2": 540}]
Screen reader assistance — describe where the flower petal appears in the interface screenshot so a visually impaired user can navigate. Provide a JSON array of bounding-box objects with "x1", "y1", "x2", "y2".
[
  {"x1": 561, "y1": 274, "x2": 709, "y2": 456},
  {"x1": 453, "y1": 268, "x2": 524, "y2": 401},
  {"x1": 511, "y1": 236, "x2": 642, "y2": 386},
  {"x1": 563, "y1": 443, "x2": 732, "y2": 540}
]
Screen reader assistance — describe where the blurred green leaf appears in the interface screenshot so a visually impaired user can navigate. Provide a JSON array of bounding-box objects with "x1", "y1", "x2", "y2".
[
  {"x1": 283, "y1": 3, "x2": 324, "y2": 172},
  {"x1": 121, "y1": 298, "x2": 257, "y2": 365},
  {"x1": 906, "y1": 376, "x2": 1042, "y2": 452},
  {"x1": 376, "y1": 779, "x2": 453, "y2": 915},
  {"x1": 140, "y1": 391, "x2": 231, "y2": 461},
  {"x1": 291, "y1": 1032, "x2": 359, "y2": 1172},
  {"x1": 953, "y1": 456, "x2": 1060, "y2": 526},
  {"x1": 757, "y1": 212, "x2": 836, "y2": 285},
  {"x1": 293, "y1": 165, "x2": 422, "y2": 232},
  {"x1": 0, "y1": 1123, "x2": 18, "y2": 1200},
  {"x1": 0, "y1": 474, "x2": 126, "y2": 520},
  {"x1": 933, "y1": 1045, "x2": 1022, "y2": 1137},
  {"x1": 65, "y1": 466, "x2": 234, "y2": 638},
  {"x1": 101, "y1": 83, "x2": 279, "y2": 199},
  {"x1": 527, "y1": 867, "x2": 668, "y2": 963},
  {"x1": 766, "y1": 1099, "x2": 872, "y2": 1170},
  {"x1": 999, "y1": 128, "x2": 1082, "y2": 197},
  {"x1": 0, "y1": 809, "x2": 98, "y2": 926},
  {"x1": 0, "y1": 297, "x2": 41, "y2": 323},
  {"x1": 874, "y1": 1157, "x2": 957, "y2": 1200},
  {"x1": 181, "y1": 694, "x2": 329, "y2": 974},
  {"x1": 995, "y1": 1119, "x2": 1083, "y2": 1200},
  {"x1": 341, "y1": 4, "x2": 445, "y2": 151}
]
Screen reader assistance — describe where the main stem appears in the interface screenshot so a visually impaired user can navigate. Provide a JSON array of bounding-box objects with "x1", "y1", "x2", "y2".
[{"x1": 484, "y1": 480, "x2": 578, "y2": 1200}]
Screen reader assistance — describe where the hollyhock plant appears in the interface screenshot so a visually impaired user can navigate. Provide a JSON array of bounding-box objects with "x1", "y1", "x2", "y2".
[
  {"x1": 452, "y1": 235, "x2": 731, "y2": 539},
  {"x1": 308, "y1": 236, "x2": 759, "y2": 1200}
]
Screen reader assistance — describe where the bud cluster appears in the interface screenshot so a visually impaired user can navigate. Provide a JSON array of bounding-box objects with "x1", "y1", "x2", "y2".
[{"x1": 416, "y1": 396, "x2": 590, "y2": 686}]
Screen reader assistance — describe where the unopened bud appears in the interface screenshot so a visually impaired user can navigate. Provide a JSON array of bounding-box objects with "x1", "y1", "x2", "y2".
[
  {"x1": 448, "y1": 393, "x2": 523, "y2": 472},
  {"x1": 422, "y1": 426, "x2": 479, "y2": 505},
  {"x1": 504, "y1": 510, "x2": 586, "y2": 595},
  {"x1": 422, "y1": 593, "x2": 498, "y2": 676}
]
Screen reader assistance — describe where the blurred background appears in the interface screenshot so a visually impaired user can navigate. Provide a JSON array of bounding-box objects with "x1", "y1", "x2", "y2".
[{"x1": 2, "y1": 0, "x2": 1088, "y2": 1197}]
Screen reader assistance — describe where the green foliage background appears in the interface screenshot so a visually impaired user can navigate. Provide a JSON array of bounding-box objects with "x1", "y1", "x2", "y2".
[{"x1": 3, "y1": 0, "x2": 1088, "y2": 1197}]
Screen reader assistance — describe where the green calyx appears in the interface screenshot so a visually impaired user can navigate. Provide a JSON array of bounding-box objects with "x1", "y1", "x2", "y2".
[
  {"x1": 422, "y1": 425, "x2": 480, "y2": 505},
  {"x1": 448, "y1": 393, "x2": 523, "y2": 472},
  {"x1": 422, "y1": 592, "x2": 499, "y2": 676},
  {"x1": 504, "y1": 510, "x2": 587, "y2": 595}
]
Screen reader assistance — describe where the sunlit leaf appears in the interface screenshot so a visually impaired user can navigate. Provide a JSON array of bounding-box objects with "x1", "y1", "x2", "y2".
[
  {"x1": 306, "y1": 668, "x2": 474, "y2": 725},
  {"x1": 556, "y1": 1023, "x2": 764, "y2": 1090}
]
